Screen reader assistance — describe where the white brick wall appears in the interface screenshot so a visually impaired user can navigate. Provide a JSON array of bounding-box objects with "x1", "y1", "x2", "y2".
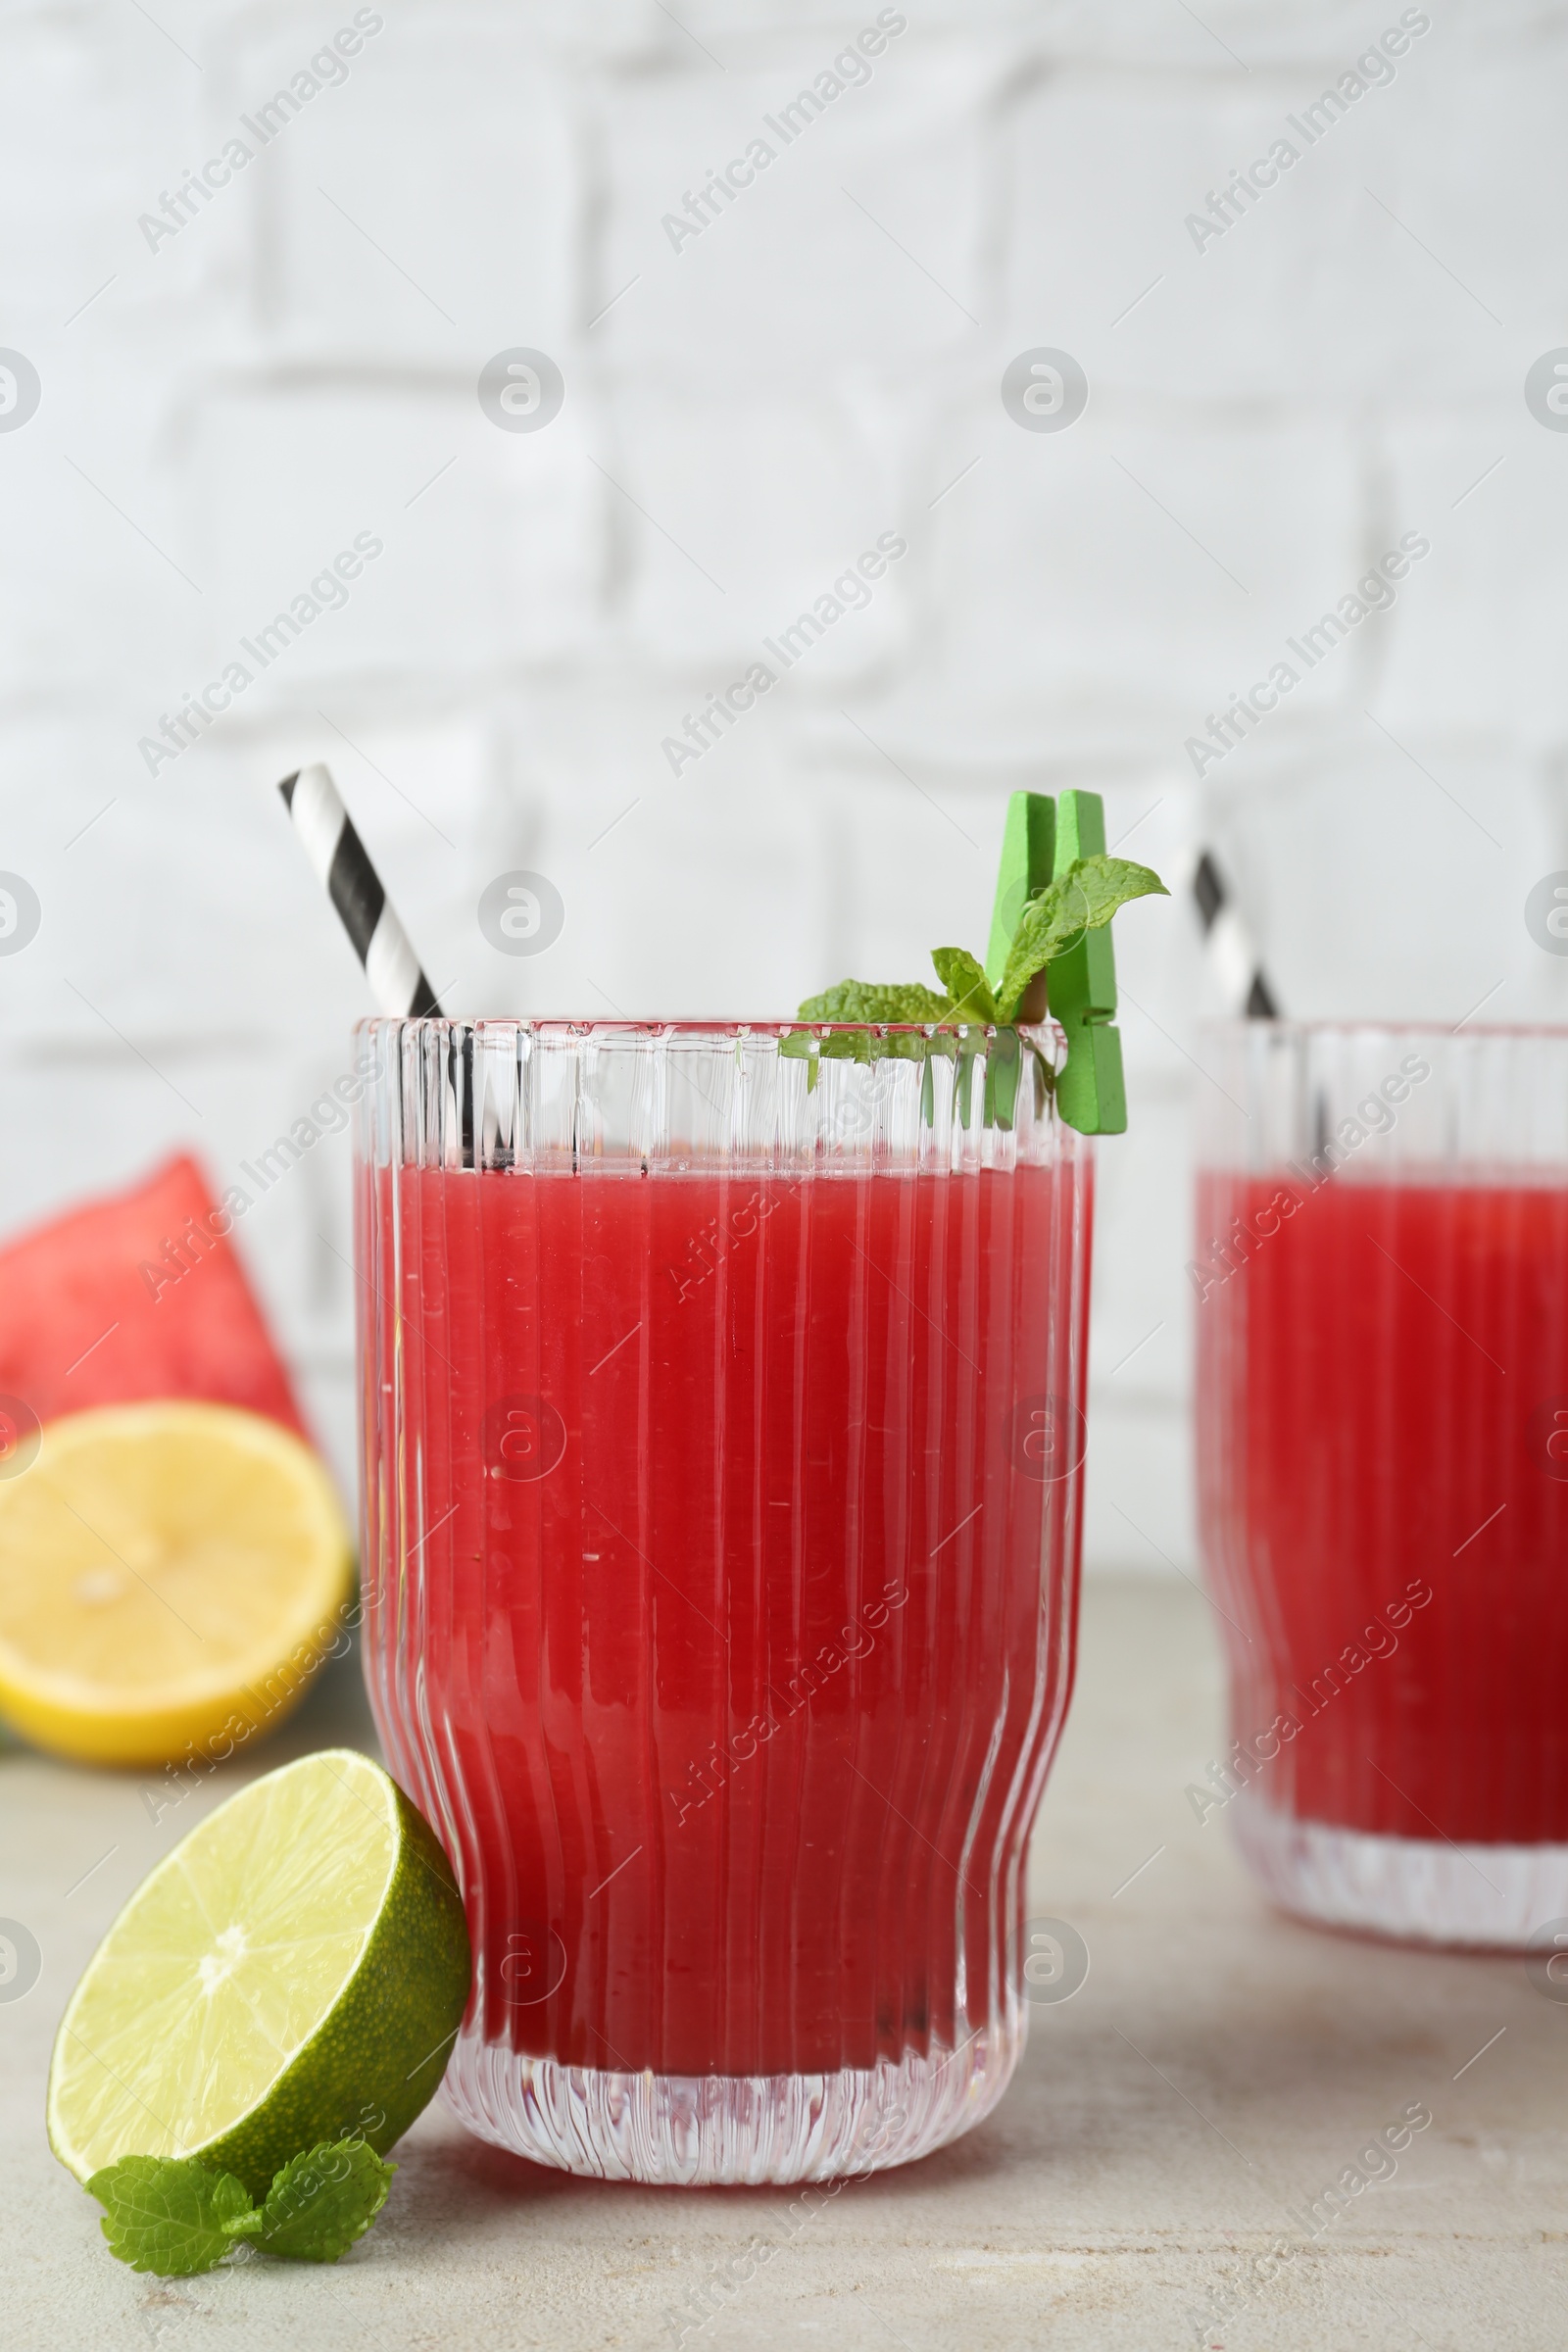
[{"x1": 1, "y1": 0, "x2": 1565, "y2": 1575}]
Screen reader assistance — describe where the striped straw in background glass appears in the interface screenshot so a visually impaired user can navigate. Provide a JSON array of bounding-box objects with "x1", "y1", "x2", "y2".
[{"x1": 1190, "y1": 849, "x2": 1279, "y2": 1018}]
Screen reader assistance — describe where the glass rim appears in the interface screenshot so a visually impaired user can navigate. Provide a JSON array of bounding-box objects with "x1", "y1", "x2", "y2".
[{"x1": 355, "y1": 1014, "x2": 1065, "y2": 1042}]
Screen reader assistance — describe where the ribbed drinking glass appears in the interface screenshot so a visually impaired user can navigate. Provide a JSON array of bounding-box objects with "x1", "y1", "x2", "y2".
[
  {"x1": 1197, "y1": 1022, "x2": 1568, "y2": 1945},
  {"x1": 354, "y1": 1018, "x2": 1092, "y2": 2182}
]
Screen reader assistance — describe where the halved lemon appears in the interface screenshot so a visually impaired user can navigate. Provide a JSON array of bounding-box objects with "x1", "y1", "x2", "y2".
[
  {"x1": 0, "y1": 1400, "x2": 353, "y2": 1767},
  {"x1": 48, "y1": 1748, "x2": 471, "y2": 2197}
]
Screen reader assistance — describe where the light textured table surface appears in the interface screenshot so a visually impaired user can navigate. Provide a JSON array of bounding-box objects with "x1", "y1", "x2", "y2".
[{"x1": 5, "y1": 1572, "x2": 1563, "y2": 2351}]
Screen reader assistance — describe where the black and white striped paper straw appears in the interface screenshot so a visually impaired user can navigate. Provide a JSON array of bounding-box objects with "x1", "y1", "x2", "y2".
[
  {"x1": 277, "y1": 762, "x2": 443, "y2": 1017},
  {"x1": 1192, "y1": 850, "x2": 1279, "y2": 1018}
]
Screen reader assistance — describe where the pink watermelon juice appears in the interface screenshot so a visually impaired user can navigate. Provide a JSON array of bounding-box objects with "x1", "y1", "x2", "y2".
[
  {"x1": 1198, "y1": 1169, "x2": 1568, "y2": 1845},
  {"x1": 359, "y1": 1157, "x2": 1086, "y2": 2081}
]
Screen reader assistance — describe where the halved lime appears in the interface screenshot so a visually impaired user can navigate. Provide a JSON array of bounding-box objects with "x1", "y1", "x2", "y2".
[{"x1": 47, "y1": 1750, "x2": 470, "y2": 2199}]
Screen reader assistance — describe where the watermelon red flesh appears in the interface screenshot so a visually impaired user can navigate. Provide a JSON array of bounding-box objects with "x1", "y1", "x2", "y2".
[{"x1": 0, "y1": 1152, "x2": 309, "y2": 1438}]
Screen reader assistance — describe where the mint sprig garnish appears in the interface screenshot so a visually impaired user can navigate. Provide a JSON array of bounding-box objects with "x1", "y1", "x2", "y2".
[
  {"x1": 793, "y1": 856, "x2": 1164, "y2": 1037},
  {"x1": 785, "y1": 852, "x2": 1167, "y2": 1118},
  {"x1": 85, "y1": 2139, "x2": 396, "y2": 2276}
]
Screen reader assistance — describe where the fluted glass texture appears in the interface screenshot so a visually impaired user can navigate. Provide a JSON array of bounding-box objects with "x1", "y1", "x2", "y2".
[
  {"x1": 1197, "y1": 1023, "x2": 1568, "y2": 1945},
  {"x1": 354, "y1": 1019, "x2": 1092, "y2": 2180}
]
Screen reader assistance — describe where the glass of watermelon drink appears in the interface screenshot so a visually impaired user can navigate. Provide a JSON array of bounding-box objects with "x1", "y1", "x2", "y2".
[
  {"x1": 353, "y1": 1017, "x2": 1092, "y2": 2182},
  {"x1": 1196, "y1": 1022, "x2": 1568, "y2": 1946}
]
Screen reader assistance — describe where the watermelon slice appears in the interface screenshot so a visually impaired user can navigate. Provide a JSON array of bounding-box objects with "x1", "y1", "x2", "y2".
[{"x1": 0, "y1": 1153, "x2": 308, "y2": 1440}]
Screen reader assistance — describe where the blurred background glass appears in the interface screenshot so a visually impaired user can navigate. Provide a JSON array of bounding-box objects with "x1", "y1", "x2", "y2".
[{"x1": 1198, "y1": 1021, "x2": 1568, "y2": 1942}]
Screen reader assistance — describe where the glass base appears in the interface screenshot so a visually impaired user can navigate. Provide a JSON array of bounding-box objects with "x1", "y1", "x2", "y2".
[
  {"x1": 1232, "y1": 1788, "x2": 1568, "y2": 1947},
  {"x1": 440, "y1": 2010, "x2": 1024, "y2": 2184}
]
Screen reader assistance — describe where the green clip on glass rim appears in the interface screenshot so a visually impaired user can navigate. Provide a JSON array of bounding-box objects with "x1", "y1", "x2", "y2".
[
  {"x1": 786, "y1": 789, "x2": 1166, "y2": 1138},
  {"x1": 989, "y1": 790, "x2": 1125, "y2": 1136}
]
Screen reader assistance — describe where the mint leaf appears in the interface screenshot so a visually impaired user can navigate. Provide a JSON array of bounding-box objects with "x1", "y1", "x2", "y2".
[
  {"x1": 1061, "y1": 851, "x2": 1168, "y2": 931},
  {"x1": 995, "y1": 879, "x2": 1092, "y2": 1022},
  {"x1": 929, "y1": 949, "x2": 997, "y2": 1024},
  {"x1": 787, "y1": 982, "x2": 953, "y2": 1089},
  {"x1": 996, "y1": 855, "x2": 1166, "y2": 1022},
  {"x1": 86, "y1": 2155, "x2": 257, "y2": 2277},
  {"x1": 239, "y1": 2140, "x2": 395, "y2": 2264},
  {"x1": 796, "y1": 980, "x2": 952, "y2": 1024}
]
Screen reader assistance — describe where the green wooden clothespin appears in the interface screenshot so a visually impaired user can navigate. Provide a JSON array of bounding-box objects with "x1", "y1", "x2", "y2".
[
  {"x1": 983, "y1": 788, "x2": 1127, "y2": 1136},
  {"x1": 1049, "y1": 789, "x2": 1126, "y2": 1136},
  {"x1": 985, "y1": 792, "x2": 1055, "y2": 992},
  {"x1": 981, "y1": 791, "x2": 1054, "y2": 1132}
]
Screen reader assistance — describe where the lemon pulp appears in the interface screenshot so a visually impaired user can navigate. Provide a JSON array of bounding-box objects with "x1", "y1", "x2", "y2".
[{"x1": 0, "y1": 1400, "x2": 352, "y2": 1765}]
